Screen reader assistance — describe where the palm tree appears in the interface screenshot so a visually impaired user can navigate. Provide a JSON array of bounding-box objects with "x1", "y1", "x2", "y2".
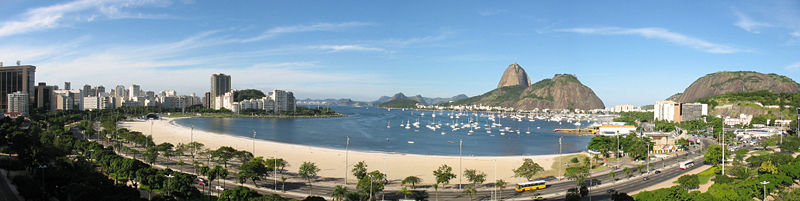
[
  {"x1": 462, "y1": 185, "x2": 477, "y2": 200},
  {"x1": 331, "y1": 185, "x2": 348, "y2": 201},
  {"x1": 495, "y1": 179, "x2": 507, "y2": 201},
  {"x1": 280, "y1": 176, "x2": 287, "y2": 192},
  {"x1": 398, "y1": 187, "x2": 412, "y2": 200},
  {"x1": 402, "y1": 176, "x2": 422, "y2": 189}
]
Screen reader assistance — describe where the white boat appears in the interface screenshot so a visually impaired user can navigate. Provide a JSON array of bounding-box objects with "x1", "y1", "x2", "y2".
[
  {"x1": 387, "y1": 121, "x2": 391, "y2": 128},
  {"x1": 407, "y1": 141, "x2": 415, "y2": 144}
]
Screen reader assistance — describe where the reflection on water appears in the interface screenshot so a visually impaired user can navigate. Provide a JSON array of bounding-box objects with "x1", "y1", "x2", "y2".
[{"x1": 175, "y1": 106, "x2": 593, "y2": 156}]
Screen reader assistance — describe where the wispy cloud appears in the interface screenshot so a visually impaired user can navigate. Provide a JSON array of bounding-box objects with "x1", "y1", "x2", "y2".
[
  {"x1": 312, "y1": 45, "x2": 386, "y2": 53},
  {"x1": 0, "y1": 0, "x2": 171, "y2": 38},
  {"x1": 237, "y1": 22, "x2": 372, "y2": 43},
  {"x1": 558, "y1": 27, "x2": 747, "y2": 54},
  {"x1": 478, "y1": 9, "x2": 508, "y2": 17},
  {"x1": 734, "y1": 10, "x2": 772, "y2": 33},
  {"x1": 786, "y1": 61, "x2": 800, "y2": 71}
]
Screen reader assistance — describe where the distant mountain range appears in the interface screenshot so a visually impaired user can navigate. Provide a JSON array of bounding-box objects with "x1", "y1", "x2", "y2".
[{"x1": 296, "y1": 93, "x2": 468, "y2": 107}]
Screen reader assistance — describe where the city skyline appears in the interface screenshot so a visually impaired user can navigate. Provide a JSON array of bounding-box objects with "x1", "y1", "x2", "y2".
[{"x1": 1, "y1": 1, "x2": 799, "y2": 106}]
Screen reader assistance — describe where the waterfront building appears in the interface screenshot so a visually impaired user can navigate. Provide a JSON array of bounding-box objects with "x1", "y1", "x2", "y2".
[
  {"x1": 269, "y1": 89, "x2": 295, "y2": 113},
  {"x1": 215, "y1": 90, "x2": 236, "y2": 110},
  {"x1": 0, "y1": 64, "x2": 36, "y2": 111},
  {"x1": 210, "y1": 73, "x2": 231, "y2": 109},
  {"x1": 203, "y1": 92, "x2": 211, "y2": 108},
  {"x1": 596, "y1": 125, "x2": 637, "y2": 136},
  {"x1": 6, "y1": 91, "x2": 29, "y2": 116},
  {"x1": 612, "y1": 104, "x2": 635, "y2": 113}
]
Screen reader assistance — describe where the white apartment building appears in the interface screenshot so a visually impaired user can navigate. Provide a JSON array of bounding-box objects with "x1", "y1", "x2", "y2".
[
  {"x1": 6, "y1": 91, "x2": 29, "y2": 116},
  {"x1": 654, "y1": 100, "x2": 681, "y2": 122}
]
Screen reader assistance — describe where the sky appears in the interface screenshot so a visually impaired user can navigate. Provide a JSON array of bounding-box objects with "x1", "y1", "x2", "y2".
[{"x1": 0, "y1": 0, "x2": 799, "y2": 107}]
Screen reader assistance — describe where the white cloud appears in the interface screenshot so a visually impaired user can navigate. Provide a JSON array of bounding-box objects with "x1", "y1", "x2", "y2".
[
  {"x1": 237, "y1": 22, "x2": 372, "y2": 43},
  {"x1": 792, "y1": 32, "x2": 800, "y2": 38},
  {"x1": 313, "y1": 45, "x2": 386, "y2": 53},
  {"x1": 0, "y1": 0, "x2": 170, "y2": 38},
  {"x1": 734, "y1": 10, "x2": 772, "y2": 33},
  {"x1": 559, "y1": 27, "x2": 747, "y2": 54},
  {"x1": 786, "y1": 61, "x2": 800, "y2": 71}
]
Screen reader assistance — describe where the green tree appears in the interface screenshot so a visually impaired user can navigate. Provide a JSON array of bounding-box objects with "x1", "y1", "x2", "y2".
[
  {"x1": 734, "y1": 148, "x2": 749, "y2": 162},
  {"x1": 352, "y1": 161, "x2": 368, "y2": 180},
  {"x1": 356, "y1": 170, "x2": 387, "y2": 200},
  {"x1": 218, "y1": 186, "x2": 261, "y2": 201},
  {"x1": 331, "y1": 185, "x2": 348, "y2": 201},
  {"x1": 609, "y1": 172, "x2": 617, "y2": 183},
  {"x1": 433, "y1": 164, "x2": 457, "y2": 187},
  {"x1": 299, "y1": 161, "x2": 320, "y2": 195},
  {"x1": 759, "y1": 160, "x2": 779, "y2": 174},
  {"x1": 212, "y1": 165, "x2": 228, "y2": 188},
  {"x1": 513, "y1": 158, "x2": 545, "y2": 180},
  {"x1": 143, "y1": 147, "x2": 159, "y2": 165},
  {"x1": 238, "y1": 157, "x2": 268, "y2": 186},
  {"x1": 212, "y1": 146, "x2": 238, "y2": 168},
  {"x1": 677, "y1": 174, "x2": 699, "y2": 190},
  {"x1": 704, "y1": 144, "x2": 731, "y2": 165},
  {"x1": 495, "y1": 179, "x2": 507, "y2": 200},
  {"x1": 461, "y1": 185, "x2": 477, "y2": 200},
  {"x1": 463, "y1": 169, "x2": 486, "y2": 185},
  {"x1": 401, "y1": 176, "x2": 421, "y2": 189},
  {"x1": 398, "y1": 187, "x2": 412, "y2": 200}
]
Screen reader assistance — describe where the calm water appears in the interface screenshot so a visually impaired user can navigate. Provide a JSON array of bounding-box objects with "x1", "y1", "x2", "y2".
[{"x1": 174, "y1": 106, "x2": 593, "y2": 156}]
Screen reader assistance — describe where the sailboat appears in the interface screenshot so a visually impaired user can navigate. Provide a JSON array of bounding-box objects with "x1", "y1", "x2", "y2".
[{"x1": 526, "y1": 127, "x2": 531, "y2": 134}]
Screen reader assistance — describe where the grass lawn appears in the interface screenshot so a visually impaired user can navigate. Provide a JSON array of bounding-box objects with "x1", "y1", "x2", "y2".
[
  {"x1": 536, "y1": 154, "x2": 609, "y2": 178},
  {"x1": 673, "y1": 166, "x2": 717, "y2": 185}
]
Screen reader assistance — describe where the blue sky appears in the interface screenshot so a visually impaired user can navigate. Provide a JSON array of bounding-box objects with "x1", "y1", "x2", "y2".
[{"x1": 0, "y1": 0, "x2": 799, "y2": 106}]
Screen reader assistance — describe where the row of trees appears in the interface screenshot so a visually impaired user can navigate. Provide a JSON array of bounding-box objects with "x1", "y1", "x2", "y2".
[{"x1": 587, "y1": 134, "x2": 653, "y2": 160}]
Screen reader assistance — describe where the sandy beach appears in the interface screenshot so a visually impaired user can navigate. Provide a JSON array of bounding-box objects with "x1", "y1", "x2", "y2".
[{"x1": 121, "y1": 117, "x2": 584, "y2": 185}]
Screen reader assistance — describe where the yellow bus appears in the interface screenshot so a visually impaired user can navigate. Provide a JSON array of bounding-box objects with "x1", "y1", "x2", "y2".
[{"x1": 516, "y1": 180, "x2": 547, "y2": 192}]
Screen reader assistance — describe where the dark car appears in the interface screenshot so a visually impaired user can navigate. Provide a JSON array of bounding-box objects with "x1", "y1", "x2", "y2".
[
  {"x1": 655, "y1": 170, "x2": 662, "y2": 174},
  {"x1": 607, "y1": 188, "x2": 616, "y2": 193}
]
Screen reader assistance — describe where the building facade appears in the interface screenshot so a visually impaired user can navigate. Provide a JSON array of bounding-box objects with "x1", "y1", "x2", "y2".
[
  {"x1": 0, "y1": 65, "x2": 35, "y2": 112},
  {"x1": 34, "y1": 82, "x2": 56, "y2": 112},
  {"x1": 680, "y1": 103, "x2": 708, "y2": 121},
  {"x1": 210, "y1": 73, "x2": 231, "y2": 109},
  {"x1": 6, "y1": 91, "x2": 29, "y2": 116},
  {"x1": 654, "y1": 100, "x2": 681, "y2": 122}
]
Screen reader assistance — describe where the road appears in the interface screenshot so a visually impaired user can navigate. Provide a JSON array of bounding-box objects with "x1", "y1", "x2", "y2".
[{"x1": 88, "y1": 129, "x2": 714, "y2": 201}]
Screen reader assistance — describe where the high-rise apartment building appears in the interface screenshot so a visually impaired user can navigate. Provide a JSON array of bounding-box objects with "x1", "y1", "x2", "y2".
[
  {"x1": 210, "y1": 73, "x2": 231, "y2": 109},
  {"x1": 115, "y1": 85, "x2": 126, "y2": 97},
  {"x1": 7, "y1": 91, "x2": 29, "y2": 116},
  {"x1": 654, "y1": 101, "x2": 708, "y2": 123},
  {"x1": 129, "y1": 84, "x2": 141, "y2": 99},
  {"x1": 82, "y1": 84, "x2": 93, "y2": 97},
  {"x1": 203, "y1": 92, "x2": 211, "y2": 108},
  {"x1": 34, "y1": 82, "x2": 56, "y2": 112},
  {"x1": 0, "y1": 64, "x2": 35, "y2": 112},
  {"x1": 269, "y1": 89, "x2": 296, "y2": 113},
  {"x1": 64, "y1": 82, "x2": 71, "y2": 90}
]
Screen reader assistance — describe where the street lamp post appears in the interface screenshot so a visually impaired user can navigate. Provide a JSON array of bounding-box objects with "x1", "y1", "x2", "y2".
[
  {"x1": 252, "y1": 130, "x2": 256, "y2": 154},
  {"x1": 722, "y1": 125, "x2": 725, "y2": 175},
  {"x1": 761, "y1": 181, "x2": 770, "y2": 200},
  {"x1": 345, "y1": 136, "x2": 349, "y2": 185},
  {"x1": 166, "y1": 174, "x2": 175, "y2": 197},
  {"x1": 369, "y1": 174, "x2": 375, "y2": 201},
  {"x1": 459, "y1": 139, "x2": 463, "y2": 190}
]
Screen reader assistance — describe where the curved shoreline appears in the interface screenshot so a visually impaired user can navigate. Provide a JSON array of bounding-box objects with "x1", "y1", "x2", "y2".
[{"x1": 122, "y1": 117, "x2": 586, "y2": 183}]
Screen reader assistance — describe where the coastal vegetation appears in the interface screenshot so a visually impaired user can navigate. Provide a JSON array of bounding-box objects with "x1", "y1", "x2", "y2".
[
  {"x1": 377, "y1": 98, "x2": 420, "y2": 108},
  {"x1": 234, "y1": 89, "x2": 267, "y2": 102}
]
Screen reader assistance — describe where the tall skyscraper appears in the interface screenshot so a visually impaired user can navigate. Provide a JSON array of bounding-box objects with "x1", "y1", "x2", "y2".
[
  {"x1": 34, "y1": 82, "x2": 56, "y2": 112},
  {"x1": 96, "y1": 85, "x2": 106, "y2": 95},
  {"x1": 203, "y1": 92, "x2": 211, "y2": 108},
  {"x1": 129, "y1": 84, "x2": 140, "y2": 99},
  {"x1": 82, "y1": 84, "x2": 93, "y2": 97},
  {"x1": 64, "y1": 82, "x2": 71, "y2": 90},
  {"x1": 210, "y1": 73, "x2": 231, "y2": 109},
  {"x1": 0, "y1": 64, "x2": 35, "y2": 111},
  {"x1": 7, "y1": 91, "x2": 29, "y2": 116},
  {"x1": 115, "y1": 85, "x2": 126, "y2": 97}
]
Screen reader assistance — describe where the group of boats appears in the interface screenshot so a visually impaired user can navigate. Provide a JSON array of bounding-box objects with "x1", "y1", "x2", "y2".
[{"x1": 382, "y1": 109, "x2": 609, "y2": 144}]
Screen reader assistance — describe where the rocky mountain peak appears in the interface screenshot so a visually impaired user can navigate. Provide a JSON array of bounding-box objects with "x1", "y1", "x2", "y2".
[{"x1": 497, "y1": 63, "x2": 531, "y2": 88}]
